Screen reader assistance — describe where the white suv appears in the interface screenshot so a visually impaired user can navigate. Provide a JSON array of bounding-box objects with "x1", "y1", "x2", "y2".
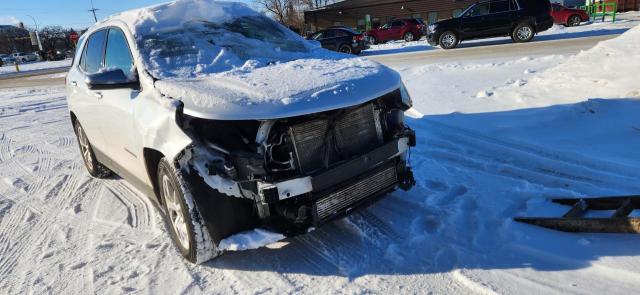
[{"x1": 66, "y1": 0, "x2": 415, "y2": 263}]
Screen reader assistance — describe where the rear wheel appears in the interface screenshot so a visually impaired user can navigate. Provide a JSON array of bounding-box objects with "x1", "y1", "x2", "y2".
[
  {"x1": 439, "y1": 31, "x2": 459, "y2": 49},
  {"x1": 567, "y1": 15, "x2": 581, "y2": 27},
  {"x1": 73, "y1": 121, "x2": 111, "y2": 178},
  {"x1": 403, "y1": 32, "x2": 415, "y2": 42},
  {"x1": 157, "y1": 158, "x2": 218, "y2": 264},
  {"x1": 369, "y1": 35, "x2": 378, "y2": 45},
  {"x1": 339, "y1": 44, "x2": 353, "y2": 54},
  {"x1": 512, "y1": 23, "x2": 535, "y2": 43}
]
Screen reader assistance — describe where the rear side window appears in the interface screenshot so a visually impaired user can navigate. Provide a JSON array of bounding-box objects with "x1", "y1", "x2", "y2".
[
  {"x1": 490, "y1": 0, "x2": 511, "y2": 13},
  {"x1": 323, "y1": 30, "x2": 336, "y2": 38},
  {"x1": 391, "y1": 20, "x2": 404, "y2": 27},
  {"x1": 81, "y1": 30, "x2": 107, "y2": 74},
  {"x1": 335, "y1": 30, "x2": 349, "y2": 37},
  {"x1": 104, "y1": 28, "x2": 134, "y2": 73}
]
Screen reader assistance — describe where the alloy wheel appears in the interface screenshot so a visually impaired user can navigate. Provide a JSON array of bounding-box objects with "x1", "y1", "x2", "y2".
[
  {"x1": 570, "y1": 16, "x2": 581, "y2": 26},
  {"x1": 516, "y1": 26, "x2": 533, "y2": 41},
  {"x1": 442, "y1": 33, "x2": 456, "y2": 48},
  {"x1": 76, "y1": 124, "x2": 93, "y2": 171},
  {"x1": 162, "y1": 175, "x2": 190, "y2": 250},
  {"x1": 404, "y1": 32, "x2": 414, "y2": 42}
]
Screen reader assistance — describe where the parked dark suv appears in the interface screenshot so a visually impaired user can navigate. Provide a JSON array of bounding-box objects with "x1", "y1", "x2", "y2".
[
  {"x1": 427, "y1": 0, "x2": 553, "y2": 49},
  {"x1": 310, "y1": 27, "x2": 368, "y2": 54}
]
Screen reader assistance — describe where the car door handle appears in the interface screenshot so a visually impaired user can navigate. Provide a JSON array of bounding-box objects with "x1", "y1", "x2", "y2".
[
  {"x1": 92, "y1": 91, "x2": 103, "y2": 99},
  {"x1": 71, "y1": 81, "x2": 77, "y2": 86}
]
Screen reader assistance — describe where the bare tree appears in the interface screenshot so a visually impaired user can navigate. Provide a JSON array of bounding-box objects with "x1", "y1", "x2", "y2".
[
  {"x1": 38, "y1": 26, "x2": 73, "y2": 52},
  {"x1": 256, "y1": 0, "x2": 290, "y2": 24},
  {"x1": 256, "y1": 0, "x2": 336, "y2": 33}
]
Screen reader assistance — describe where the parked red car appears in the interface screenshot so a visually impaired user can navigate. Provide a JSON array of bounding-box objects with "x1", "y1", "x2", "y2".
[
  {"x1": 367, "y1": 18, "x2": 426, "y2": 44},
  {"x1": 550, "y1": 3, "x2": 590, "y2": 26}
]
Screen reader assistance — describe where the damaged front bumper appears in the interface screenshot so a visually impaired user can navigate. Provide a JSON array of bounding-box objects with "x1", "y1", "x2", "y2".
[
  {"x1": 255, "y1": 135, "x2": 415, "y2": 226},
  {"x1": 180, "y1": 92, "x2": 417, "y2": 235}
]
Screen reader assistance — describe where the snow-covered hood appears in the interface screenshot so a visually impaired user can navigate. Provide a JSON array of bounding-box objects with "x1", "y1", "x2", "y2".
[{"x1": 154, "y1": 54, "x2": 401, "y2": 120}]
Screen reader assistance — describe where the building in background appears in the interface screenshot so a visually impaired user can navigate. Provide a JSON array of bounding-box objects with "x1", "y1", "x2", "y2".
[
  {"x1": 555, "y1": 0, "x2": 586, "y2": 7},
  {"x1": 304, "y1": 0, "x2": 476, "y2": 34}
]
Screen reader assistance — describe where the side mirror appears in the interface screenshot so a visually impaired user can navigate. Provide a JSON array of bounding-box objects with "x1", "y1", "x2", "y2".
[{"x1": 85, "y1": 68, "x2": 139, "y2": 90}]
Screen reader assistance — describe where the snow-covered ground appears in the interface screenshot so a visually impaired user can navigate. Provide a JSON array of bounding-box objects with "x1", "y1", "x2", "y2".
[
  {"x1": 0, "y1": 59, "x2": 71, "y2": 75},
  {"x1": 0, "y1": 22, "x2": 639, "y2": 295},
  {"x1": 364, "y1": 12, "x2": 640, "y2": 56}
]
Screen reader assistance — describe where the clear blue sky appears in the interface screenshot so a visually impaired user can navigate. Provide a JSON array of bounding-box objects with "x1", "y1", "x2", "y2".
[{"x1": 1, "y1": 0, "x2": 252, "y2": 29}]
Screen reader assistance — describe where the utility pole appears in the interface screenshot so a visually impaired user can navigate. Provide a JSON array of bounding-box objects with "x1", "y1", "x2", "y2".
[{"x1": 89, "y1": 0, "x2": 99, "y2": 23}]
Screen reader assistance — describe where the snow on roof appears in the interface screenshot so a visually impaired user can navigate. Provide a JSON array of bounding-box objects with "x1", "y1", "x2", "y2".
[
  {"x1": 101, "y1": 0, "x2": 400, "y2": 119},
  {"x1": 110, "y1": 0, "x2": 258, "y2": 37}
]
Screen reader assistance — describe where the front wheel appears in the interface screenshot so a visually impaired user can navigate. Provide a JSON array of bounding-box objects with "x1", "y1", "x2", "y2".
[
  {"x1": 512, "y1": 23, "x2": 535, "y2": 43},
  {"x1": 567, "y1": 15, "x2": 581, "y2": 27},
  {"x1": 439, "y1": 31, "x2": 459, "y2": 49},
  {"x1": 157, "y1": 158, "x2": 218, "y2": 264},
  {"x1": 403, "y1": 32, "x2": 415, "y2": 42}
]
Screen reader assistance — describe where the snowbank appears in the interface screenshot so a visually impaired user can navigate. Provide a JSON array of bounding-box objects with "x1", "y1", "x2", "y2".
[{"x1": 490, "y1": 24, "x2": 640, "y2": 109}]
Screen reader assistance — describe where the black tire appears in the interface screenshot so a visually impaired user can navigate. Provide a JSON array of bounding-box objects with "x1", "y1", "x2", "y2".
[
  {"x1": 73, "y1": 121, "x2": 111, "y2": 178},
  {"x1": 157, "y1": 158, "x2": 218, "y2": 264},
  {"x1": 512, "y1": 23, "x2": 535, "y2": 43},
  {"x1": 438, "y1": 31, "x2": 459, "y2": 49},
  {"x1": 567, "y1": 15, "x2": 581, "y2": 27},
  {"x1": 369, "y1": 35, "x2": 378, "y2": 45},
  {"x1": 339, "y1": 44, "x2": 353, "y2": 54},
  {"x1": 403, "y1": 32, "x2": 415, "y2": 42}
]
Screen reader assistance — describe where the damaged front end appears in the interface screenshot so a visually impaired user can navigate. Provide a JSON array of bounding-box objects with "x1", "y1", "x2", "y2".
[{"x1": 176, "y1": 88, "x2": 416, "y2": 236}]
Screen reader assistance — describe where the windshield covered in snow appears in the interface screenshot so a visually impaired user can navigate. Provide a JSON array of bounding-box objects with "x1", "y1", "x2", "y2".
[{"x1": 138, "y1": 15, "x2": 313, "y2": 79}]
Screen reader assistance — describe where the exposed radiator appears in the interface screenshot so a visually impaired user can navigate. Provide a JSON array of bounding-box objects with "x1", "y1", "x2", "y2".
[
  {"x1": 289, "y1": 103, "x2": 382, "y2": 174},
  {"x1": 315, "y1": 164, "x2": 397, "y2": 221}
]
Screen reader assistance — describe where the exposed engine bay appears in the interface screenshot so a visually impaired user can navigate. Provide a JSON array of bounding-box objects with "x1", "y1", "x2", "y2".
[{"x1": 176, "y1": 89, "x2": 416, "y2": 233}]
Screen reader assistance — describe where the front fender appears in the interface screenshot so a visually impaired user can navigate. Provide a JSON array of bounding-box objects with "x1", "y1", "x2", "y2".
[{"x1": 135, "y1": 90, "x2": 192, "y2": 164}]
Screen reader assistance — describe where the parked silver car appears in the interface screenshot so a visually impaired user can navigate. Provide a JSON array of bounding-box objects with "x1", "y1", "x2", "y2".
[
  {"x1": 0, "y1": 54, "x2": 16, "y2": 65},
  {"x1": 12, "y1": 52, "x2": 39, "y2": 63}
]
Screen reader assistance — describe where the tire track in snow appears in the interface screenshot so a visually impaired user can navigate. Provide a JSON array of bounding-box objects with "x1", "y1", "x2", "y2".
[{"x1": 424, "y1": 119, "x2": 640, "y2": 183}]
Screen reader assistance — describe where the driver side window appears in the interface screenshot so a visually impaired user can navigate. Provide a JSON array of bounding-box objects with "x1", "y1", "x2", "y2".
[
  {"x1": 467, "y1": 3, "x2": 490, "y2": 17},
  {"x1": 311, "y1": 31, "x2": 324, "y2": 40},
  {"x1": 80, "y1": 30, "x2": 107, "y2": 74}
]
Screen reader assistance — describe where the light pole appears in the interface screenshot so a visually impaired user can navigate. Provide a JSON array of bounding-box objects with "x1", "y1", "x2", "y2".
[{"x1": 25, "y1": 15, "x2": 43, "y2": 51}]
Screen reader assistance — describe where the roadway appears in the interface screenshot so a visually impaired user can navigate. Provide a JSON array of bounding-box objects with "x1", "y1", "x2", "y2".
[
  {"x1": 0, "y1": 32, "x2": 624, "y2": 89},
  {"x1": 367, "y1": 34, "x2": 621, "y2": 67}
]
